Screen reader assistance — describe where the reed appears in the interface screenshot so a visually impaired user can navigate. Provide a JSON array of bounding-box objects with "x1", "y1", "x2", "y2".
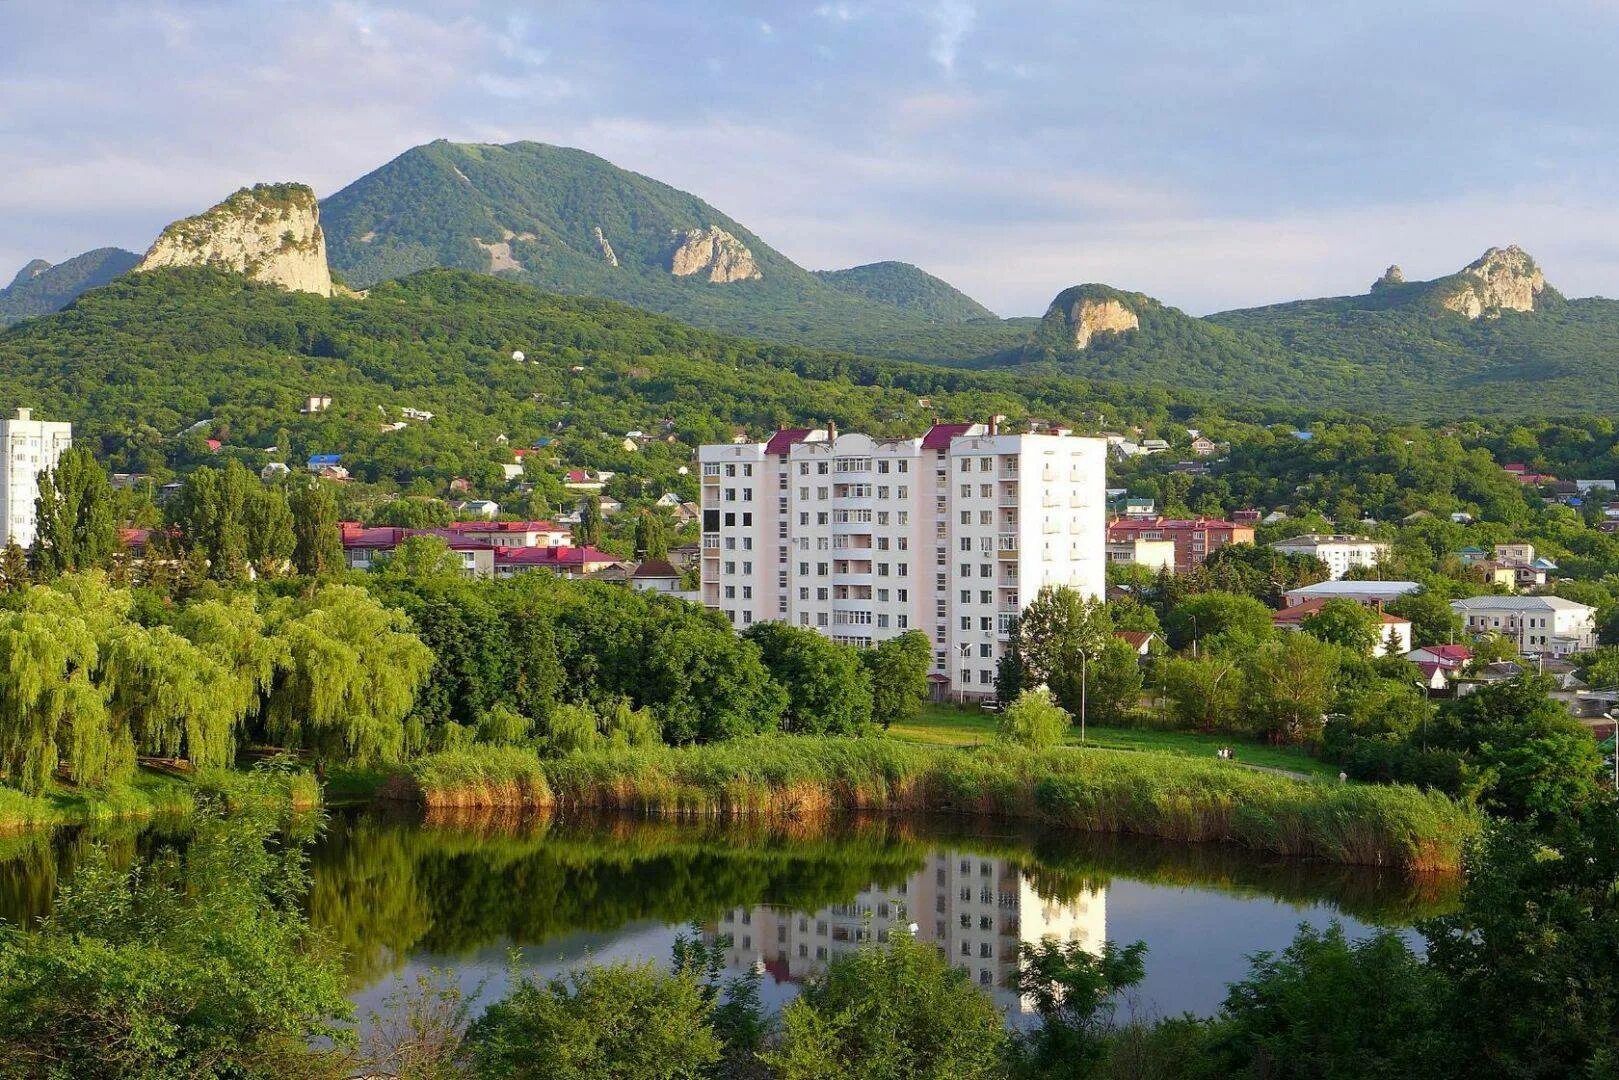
[
  {"x1": 0, "y1": 763, "x2": 323, "y2": 832},
  {"x1": 383, "y1": 738, "x2": 1476, "y2": 873}
]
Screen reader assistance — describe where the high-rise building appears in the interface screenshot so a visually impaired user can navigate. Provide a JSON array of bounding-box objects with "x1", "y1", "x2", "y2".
[
  {"x1": 698, "y1": 422, "x2": 1107, "y2": 701},
  {"x1": 0, "y1": 408, "x2": 72, "y2": 550}
]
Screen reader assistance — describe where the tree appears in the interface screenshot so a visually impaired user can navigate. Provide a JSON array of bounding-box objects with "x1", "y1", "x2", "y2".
[
  {"x1": 632, "y1": 509, "x2": 669, "y2": 560},
  {"x1": 1000, "y1": 585, "x2": 1110, "y2": 714},
  {"x1": 1163, "y1": 591, "x2": 1276, "y2": 651},
  {"x1": 0, "y1": 542, "x2": 29, "y2": 592},
  {"x1": 261, "y1": 585, "x2": 433, "y2": 765},
  {"x1": 1299, "y1": 598, "x2": 1381, "y2": 653},
  {"x1": 996, "y1": 688, "x2": 1070, "y2": 751},
  {"x1": 372, "y1": 534, "x2": 465, "y2": 581},
  {"x1": 573, "y1": 495, "x2": 603, "y2": 548},
  {"x1": 0, "y1": 799, "x2": 351, "y2": 1078},
  {"x1": 32, "y1": 447, "x2": 117, "y2": 578},
  {"x1": 246, "y1": 482, "x2": 296, "y2": 577},
  {"x1": 167, "y1": 462, "x2": 254, "y2": 582},
  {"x1": 1387, "y1": 590, "x2": 1464, "y2": 648},
  {"x1": 290, "y1": 478, "x2": 343, "y2": 577},
  {"x1": 1163, "y1": 653, "x2": 1245, "y2": 732},
  {"x1": 1440, "y1": 675, "x2": 1605, "y2": 820},
  {"x1": 764, "y1": 931, "x2": 1009, "y2": 1080},
  {"x1": 467, "y1": 962, "x2": 723, "y2": 1079},
  {"x1": 1244, "y1": 633, "x2": 1341, "y2": 745},
  {"x1": 862, "y1": 630, "x2": 932, "y2": 729},
  {"x1": 1014, "y1": 938, "x2": 1149, "y2": 1074},
  {"x1": 1085, "y1": 637, "x2": 1145, "y2": 724},
  {"x1": 743, "y1": 621, "x2": 873, "y2": 735}
]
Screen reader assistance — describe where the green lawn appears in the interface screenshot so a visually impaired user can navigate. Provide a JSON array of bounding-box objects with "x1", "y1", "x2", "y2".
[{"x1": 887, "y1": 703, "x2": 1337, "y2": 779}]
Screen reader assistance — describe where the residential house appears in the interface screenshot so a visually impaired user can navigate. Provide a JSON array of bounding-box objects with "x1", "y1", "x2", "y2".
[
  {"x1": 1113, "y1": 630, "x2": 1157, "y2": 657},
  {"x1": 1106, "y1": 517, "x2": 1255, "y2": 573},
  {"x1": 492, "y1": 545, "x2": 623, "y2": 579},
  {"x1": 1189, "y1": 436, "x2": 1219, "y2": 457},
  {"x1": 260, "y1": 462, "x2": 291, "y2": 480},
  {"x1": 667, "y1": 542, "x2": 702, "y2": 570},
  {"x1": 1269, "y1": 534, "x2": 1389, "y2": 579},
  {"x1": 630, "y1": 558, "x2": 687, "y2": 596},
  {"x1": 1283, "y1": 580, "x2": 1421, "y2": 608},
  {"x1": 447, "y1": 520, "x2": 572, "y2": 548},
  {"x1": 300, "y1": 395, "x2": 331, "y2": 414},
  {"x1": 306, "y1": 453, "x2": 342, "y2": 473},
  {"x1": 1406, "y1": 644, "x2": 1473, "y2": 669},
  {"x1": 338, "y1": 525, "x2": 496, "y2": 578},
  {"x1": 1450, "y1": 595, "x2": 1597, "y2": 656},
  {"x1": 457, "y1": 499, "x2": 500, "y2": 520},
  {"x1": 1105, "y1": 538, "x2": 1177, "y2": 572},
  {"x1": 563, "y1": 469, "x2": 608, "y2": 493},
  {"x1": 1576, "y1": 479, "x2": 1617, "y2": 494},
  {"x1": 1122, "y1": 498, "x2": 1156, "y2": 518}
]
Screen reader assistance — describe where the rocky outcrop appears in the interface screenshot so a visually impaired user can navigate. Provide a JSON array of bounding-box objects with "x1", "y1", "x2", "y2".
[
  {"x1": 1371, "y1": 264, "x2": 1405, "y2": 291},
  {"x1": 1049, "y1": 293, "x2": 1139, "y2": 349},
  {"x1": 593, "y1": 226, "x2": 619, "y2": 267},
  {"x1": 10, "y1": 260, "x2": 51, "y2": 288},
  {"x1": 669, "y1": 226, "x2": 761, "y2": 283},
  {"x1": 1436, "y1": 245, "x2": 1545, "y2": 319},
  {"x1": 136, "y1": 183, "x2": 333, "y2": 296}
]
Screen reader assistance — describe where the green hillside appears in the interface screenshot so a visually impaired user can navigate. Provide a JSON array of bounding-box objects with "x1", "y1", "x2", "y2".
[
  {"x1": 813, "y1": 261, "x2": 997, "y2": 320},
  {"x1": 0, "y1": 247, "x2": 140, "y2": 325},
  {"x1": 320, "y1": 140, "x2": 1001, "y2": 360},
  {"x1": 0, "y1": 267, "x2": 1183, "y2": 484}
]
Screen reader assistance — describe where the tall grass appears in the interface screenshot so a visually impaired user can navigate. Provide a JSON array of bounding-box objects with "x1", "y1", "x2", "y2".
[
  {"x1": 0, "y1": 762, "x2": 323, "y2": 831},
  {"x1": 382, "y1": 738, "x2": 1476, "y2": 873}
]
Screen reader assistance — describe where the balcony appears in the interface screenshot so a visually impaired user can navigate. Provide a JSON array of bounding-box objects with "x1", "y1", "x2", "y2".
[
  {"x1": 702, "y1": 473, "x2": 721, "y2": 485},
  {"x1": 996, "y1": 534, "x2": 1019, "y2": 559}
]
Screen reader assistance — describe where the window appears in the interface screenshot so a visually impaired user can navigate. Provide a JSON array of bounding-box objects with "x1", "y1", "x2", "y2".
[
  {"x1": 878, "y1": 460, "x2": 890, "y2": 474},
  {"x1": 960, "y1": 511, "x2": 971, "y2": 525},
  {"x1": 960, "y1": 459, "x2": 971, "y2": 473},
  {"x1": 898, "y1": 461, "x2": 908, "y2": 473},
  {"x1": 898, "y1": 588, "x2": 908, "y2": 602},
  {"x1": 960, "y1": 538, "x2": 973, "y2": 552}
]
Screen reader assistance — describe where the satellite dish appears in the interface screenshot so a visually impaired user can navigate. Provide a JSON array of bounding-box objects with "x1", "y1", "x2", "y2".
[{"x1": 511, "y1": 350, "x2": 526, "y2": 362}]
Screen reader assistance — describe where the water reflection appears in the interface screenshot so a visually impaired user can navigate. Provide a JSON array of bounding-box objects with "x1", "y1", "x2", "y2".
[
  {"x1": 1, "y1": 808, "x2": 1458, "y2": 1018},
  {"x1": 710, "y1": 850, "x2": 1105, "y2": 1013}
]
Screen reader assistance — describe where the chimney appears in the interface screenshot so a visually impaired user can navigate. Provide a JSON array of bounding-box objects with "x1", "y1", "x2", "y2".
[
  {"x1": 827, "y1": 420, "x2": 837, "y2": 440},
  {"x1": 988, "y1": 414, "x2": 1003, "y2": 435},
  {"x1": 15, "y1": 408, "x2": 30, "y2": 422}
]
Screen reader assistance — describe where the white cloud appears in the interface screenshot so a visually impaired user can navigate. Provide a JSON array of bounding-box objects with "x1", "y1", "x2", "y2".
[{"x1": 925, "y1": 0, "x2": 975, "y2": 74}]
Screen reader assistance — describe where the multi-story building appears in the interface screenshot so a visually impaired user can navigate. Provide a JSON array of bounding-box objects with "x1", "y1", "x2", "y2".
[
  {"x1": 1104, "y1": 517, "x2": 1254, "y2": 574},
  {"x1": 1269, "y1": 534, "x2": 1389, "y2": 579},
  {"x1": 1450, "y1": 595, "x2": 1597, "y2": 656},
  {"x1": 1105, "y1": 537, "x2": 1177, "y2": 572},
  {"x1": 710, "y1": 849, "x2": 1106, "y2": 1013},
  {"x1": 0, "y1": 408, "x2": 73, "y2": 549},
  {"x1": 698, "y1": 423, "x2": 1107, "y2": 700}
]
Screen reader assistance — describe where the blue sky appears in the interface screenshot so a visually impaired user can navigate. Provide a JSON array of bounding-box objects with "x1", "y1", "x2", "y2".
[{"x1": 4, "y1": 1, "x2": 1617, "y2": 315}]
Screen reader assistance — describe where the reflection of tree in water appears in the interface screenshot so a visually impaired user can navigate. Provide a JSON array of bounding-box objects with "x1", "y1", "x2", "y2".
[{"x1": 0, "y1": 818, "x2": 173, "y2": 930}]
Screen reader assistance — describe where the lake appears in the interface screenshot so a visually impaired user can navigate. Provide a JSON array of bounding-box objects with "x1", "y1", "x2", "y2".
[{"x1": 0, "y1": 807, "x2": 1456, "y2": 1022}]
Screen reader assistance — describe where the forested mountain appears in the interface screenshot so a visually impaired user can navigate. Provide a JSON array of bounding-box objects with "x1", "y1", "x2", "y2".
[
  {"x1": 319, "y1": 140, "x2": 999, "y2": 357},
  {"x1": 0, "y1": 267, "x2": 1183, "y2": 484},
  {"x1": 812, "y1": 261, "x2": 997, "y2": 320},
  {"x1": 0, "y1": 247, "x2": 139, "y2": 325}
]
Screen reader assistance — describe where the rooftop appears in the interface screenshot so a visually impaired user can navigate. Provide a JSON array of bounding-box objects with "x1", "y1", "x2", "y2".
[
  {"x1": 1108, "y1": 517, "x2": 1252, "y2": 532},
  {"x1": 1271, "y1": 534, "x2": 1385, "y2": 547},
  {"x1": 1285, "y1": 580, "x2": 1421, "y2": 597},
  {"x1": 1449, "y1": 595, "x2": 1593, "y2": 612}
]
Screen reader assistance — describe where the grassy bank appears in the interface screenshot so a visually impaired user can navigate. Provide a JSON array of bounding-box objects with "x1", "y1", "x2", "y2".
[
  {"x1": 0, "y1": 764, "x2": 322, "y2": 831},
  {"x1": 888, "y1": 703, "x2": 1337, "y2": 778},
  {"x1": 379, "y1": 738, "x2": 1475, "y2": 873}
]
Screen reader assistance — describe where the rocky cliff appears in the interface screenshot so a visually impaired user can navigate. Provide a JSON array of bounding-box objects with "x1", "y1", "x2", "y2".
[
  {"x1": 668, "y1": 226, "x2": 761, "y2": 283},
  {"x1": 1046, "y1": 291, "x2": 1139, "y2": 349},
  {"x1": 1434, "y1": 245, "x2": 1545, "y2": 319},
  {"x1": 136, "y1": 183, "x2": 333, "y2": 296}
]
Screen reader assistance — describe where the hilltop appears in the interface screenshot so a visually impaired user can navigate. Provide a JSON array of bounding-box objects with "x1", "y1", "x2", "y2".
[{"x1": 319, "y1": 140, "x2": 998, "y2": 355}]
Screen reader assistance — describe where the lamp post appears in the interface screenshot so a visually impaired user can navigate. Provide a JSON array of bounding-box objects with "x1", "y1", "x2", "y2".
[
  {"x1": 1189, "y1": 613, "x2": 1200, "y2": 659},
  {"x1": 1079, "y1": 649, "x2": 1088, "y2": 747}
]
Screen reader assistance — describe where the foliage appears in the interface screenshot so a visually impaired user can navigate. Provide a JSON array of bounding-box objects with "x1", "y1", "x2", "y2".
[
  {"x1": 466, "y1": 960, "x2": 724, "y2": 1080},
  {"x1": 999, "y1": 585, "x2": 1111, "y2": 712},
  {"x1": 1299, "y1": 598, "x2": 1381, "y2": 653},
  {"x1": 1242, "y1": 633, "x2": 1342, "y2": 745},
  {"x1": 32, "y1": 446, "x2": 117, "y2": 578},
  {"x1": 862, "y1": 630, "x2": 934, "y2": 729},
  {"x1": 744, "y1": 621, "x2": 872, "y2": 735},
  {"x1": 996, "y1": 689, "x2": 1071, "y2": 751},
  {"x1": 763, "y1": 929, "x2": 1010, "y2": 1080},
  {"x1": 1013, "y1": 938, "x2": 1149, "y2": 1075},
  {"x1": 0, "y1": 800, "x2": 350, "y2": 1078},
  {"x1": 1161, "y1": 591, "x2": 1275, "y2": 652}
]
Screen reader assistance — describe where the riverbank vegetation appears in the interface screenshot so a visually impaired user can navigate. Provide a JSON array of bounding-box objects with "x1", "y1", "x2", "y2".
[{"x1": 380, "y1": 737, "x2": 1473, "y2": 872}]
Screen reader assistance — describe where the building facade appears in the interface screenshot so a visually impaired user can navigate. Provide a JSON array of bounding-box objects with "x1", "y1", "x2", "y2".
[
  {"x1": 0, "y1": 408, "x2": 73, "y2": 549},
  {"x1": 1104, "y1": 517, "x2": 1254, "y2": 573},
  {"x1": 1450, "y1": 595, "x2": 1597, "y2": 656},
  {"x1": 698, "y1": 424, "x2": 1107, "y2": 700},
  {"x1": 1269, "y1": 534, "x2": 1389, "y2": 579}
]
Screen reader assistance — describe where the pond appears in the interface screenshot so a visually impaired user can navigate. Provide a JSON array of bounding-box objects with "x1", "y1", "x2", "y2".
[{"x1": 0, "y1": 808, "x2": 1457, "y2": 1022}]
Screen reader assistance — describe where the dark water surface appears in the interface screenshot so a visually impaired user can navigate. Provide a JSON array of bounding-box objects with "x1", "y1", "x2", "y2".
[{"x1": 0, "y1": 808, "x2": 1456, "y2": 1021}]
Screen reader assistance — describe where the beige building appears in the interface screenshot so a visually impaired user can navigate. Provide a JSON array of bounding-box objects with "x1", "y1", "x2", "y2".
[
  {"x1": 0, "y1": 408, "x2": 73, "y2": 549},
  {"x1": 1106, "y1": 537, "x2": 1177, "y2": 572}
]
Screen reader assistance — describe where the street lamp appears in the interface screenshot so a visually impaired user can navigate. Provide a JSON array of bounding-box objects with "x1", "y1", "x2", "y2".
[
  {"x1": 1079, "y1": 648, "x2": 1088, "y2": 747},
  {"x1": 1188, "y1": 613, "x2": 1200, "y2": 659}
]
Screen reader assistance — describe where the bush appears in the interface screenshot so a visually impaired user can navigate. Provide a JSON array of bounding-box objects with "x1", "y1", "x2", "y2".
[{"x1": 997, "y1": 689, "x2": 1071, "y2": 751}]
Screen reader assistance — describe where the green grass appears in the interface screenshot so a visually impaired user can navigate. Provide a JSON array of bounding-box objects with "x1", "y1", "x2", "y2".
[
  {"x1": 382, "y1": 737, "x2": 1477, "y2": 873},
  {"x1": 0, "y1": 764, "x2": 322, "y2": 831},
  {"x1": 888, "y1": 704, "x2": 1337, "y2": 778}
]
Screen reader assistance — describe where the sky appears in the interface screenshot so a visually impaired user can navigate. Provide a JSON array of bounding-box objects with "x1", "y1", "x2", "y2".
[{"x1": 4, "y1": 0, "x2": 1618, "y2": 316}]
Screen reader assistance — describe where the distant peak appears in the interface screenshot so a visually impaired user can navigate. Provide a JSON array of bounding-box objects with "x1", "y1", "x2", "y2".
[
  {"x1": 9, "y1": 259, "x2": 52, "y2": 289},
  {"x1": 1438, "y1": 244, "x2": 1547, "y2": 319},
  {"x1": 1370, "y1": 264, "x2": 1404, "y2": 291}
]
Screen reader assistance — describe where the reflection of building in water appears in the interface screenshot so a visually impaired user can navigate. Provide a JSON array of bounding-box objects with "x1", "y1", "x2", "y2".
[{"x1": 711, "y1": 851, "x2": 1106, "y2": 1012}]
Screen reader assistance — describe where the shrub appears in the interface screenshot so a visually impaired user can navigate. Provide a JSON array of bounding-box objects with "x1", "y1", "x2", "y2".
[{"x1": 997, "y1": 689, "x2": 1071, "y2": 751}]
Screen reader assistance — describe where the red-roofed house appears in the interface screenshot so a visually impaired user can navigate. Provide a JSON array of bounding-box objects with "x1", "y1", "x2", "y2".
[
  {"x1": 1272, "y1": 598, "x2": 1412, "y2": 656},
  {"x1": 1406, "y1": 643, "x2": 1472, "y2": 669},
  {"x1": 493, "y1": 545, "x2": 624, "y2": 579},
  {"x1": 447, "y1": 520, "x2": 572, "y2": 548},
  {"x1": 1106, "y1": 517, "x2": 1255, "y2": 573},
  {"x1": 340, "y1": 526, "x2": 496, "y2": 577}
]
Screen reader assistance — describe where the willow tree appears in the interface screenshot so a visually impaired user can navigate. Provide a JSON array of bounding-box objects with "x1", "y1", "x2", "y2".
[
  {"x1": 98, "y1": 623, "x2": 243, "y2": 769},
  {"x1": 263, "y1": 586, "x2": 432, "y2": 765},
  {"x1": 0, "y1": 595, "x2": 122, "y2": 795}
]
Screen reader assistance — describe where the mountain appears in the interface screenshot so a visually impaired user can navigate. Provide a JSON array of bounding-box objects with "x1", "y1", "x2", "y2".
[
  {"x1": 1003, "y1": 250, "x2": 1619, "y2": 416},
  {"x1": 813, "y1": 261, "x2": 997, "y2": 321},
  {"x1": 136, "y1": 183, "x2": 333, "y2": 296},
  {"x1": 0, "y1": 248, "x2": 140, "y2": 325},
  {"x1": 320, "y1": 140, "x2": 1003, "y2": 358}
]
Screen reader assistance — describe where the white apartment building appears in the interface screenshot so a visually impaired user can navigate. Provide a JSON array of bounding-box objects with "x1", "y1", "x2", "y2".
[
  {"x1": 1270, "y1": 534, "x2": 1389, "y2": 579},
  {"x1": 0, "y1": 408, "x2": 73, "y2": 549},
  {"x1": 699, "y1": 423, "x2": 1107, "y2": 700},
  {"x1": 1450, "y1": 595, "x2": 1597, "y2": 656}
]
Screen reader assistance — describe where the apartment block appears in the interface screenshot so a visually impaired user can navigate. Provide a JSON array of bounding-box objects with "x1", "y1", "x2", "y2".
[
  {"x1": 698, "y1": 423, "x2": 1107, "y2": 701},
  {"x1": 0, "y1": 408, "x2": 73, "y2": 549},
  {"x1": 1105, "y1": 516, "x2": 1254, "y2": 573},
  {"x1": 1269, "y1": 534, "x2": 1389, "y2": 579}
]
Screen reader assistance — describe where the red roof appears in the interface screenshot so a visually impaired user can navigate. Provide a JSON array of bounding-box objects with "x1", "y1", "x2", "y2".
[
  {"x1": 205, "y1": 439, "x2": 222, "y2": 452},
  {"x1": 765, "y1": 428, "x2": 815, "y2": 456},
  {"x1": 631, "y1": 558, "x2": 680, "y2": 579},
  {"x1": 494, "y1": 545, "x2": 618, "y2": 567},
  {"x1": 1108, "y1": 516, "x2": 1250, "y2": 533},
  {"x1": 565, "y1": 469, "x2": 591, "y2": 483},
  {"x1": 1419, "y1": 644, "x2": 1472, "y2": 666},
  {"x1": 342, "y1": 527, "x2": 491, "y2": 551},
  {"x1": 447, "y1": 520, "x2": 565, "y2": 534},
  {"x1": 1114, "y1": 631, "x2": 1155, "y2": 651},
  {"x1": 922, "y1": 422, "x2": 974, "y2": 451}
]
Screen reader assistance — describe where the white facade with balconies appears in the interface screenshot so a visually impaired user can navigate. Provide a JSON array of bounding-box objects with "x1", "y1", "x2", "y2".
[{"x1": 699, "y1": 423, "x2": 1106, "y2": 700}]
